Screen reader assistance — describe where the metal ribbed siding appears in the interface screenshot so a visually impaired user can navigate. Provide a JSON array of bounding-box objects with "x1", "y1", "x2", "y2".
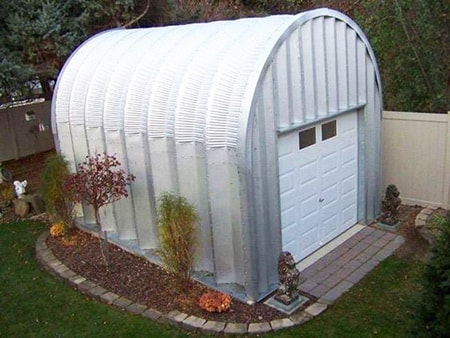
[{"x1": 52, "y1": 8, "x2": 382, "y2": 302}]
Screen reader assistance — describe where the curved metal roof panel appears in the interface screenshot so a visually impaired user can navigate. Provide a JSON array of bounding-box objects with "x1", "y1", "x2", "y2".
[
  {"x1": 54, "y1": 14, "x2": 295, "y2": 147},
  {"x1": 54, "y1": 9, "x2": 381, "y2": 149}
]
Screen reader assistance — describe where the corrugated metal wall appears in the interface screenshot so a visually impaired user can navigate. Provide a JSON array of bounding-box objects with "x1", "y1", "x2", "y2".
[{"x1": 241, "y1": 11, "x2": 382, "y2": 297}]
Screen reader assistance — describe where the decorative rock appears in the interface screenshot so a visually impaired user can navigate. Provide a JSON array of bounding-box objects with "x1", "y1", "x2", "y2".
[
  {"x1": 415, "y1": 207, "x2": 445, "y2": 244},
  {"x1": 21, "y1": 193, "x2": 45, "y2": 214},
  {"x1": 13, "y1": 199, "x2": 30, "y2": 218}
]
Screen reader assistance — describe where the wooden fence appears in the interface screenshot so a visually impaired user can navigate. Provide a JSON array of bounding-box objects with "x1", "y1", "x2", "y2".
[
  {"x1": 382, "y1": 111, "x2": 450, "y2": 209},
  {"x1": 0, "y1": 101, "x2": 54, "y2": 162}
]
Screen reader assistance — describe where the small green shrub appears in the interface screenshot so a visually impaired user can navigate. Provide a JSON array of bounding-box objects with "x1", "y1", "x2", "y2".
[
  {"x1": 41, "y1": 154, "x2": 73, "y2": 233},
  {"x1": 412, "y1": 213, "x2": 450, "y2": 337},
  {"x1": 0, "y1": 183, "x2": 15, "y2": 202},
  {"x1": 157, "y1": 192, "x2": 198, "y2": 287}
]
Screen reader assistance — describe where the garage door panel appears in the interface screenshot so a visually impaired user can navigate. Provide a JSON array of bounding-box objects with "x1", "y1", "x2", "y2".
[
  {"x1": 279, "y1": 112, "x2": 358, "y2": 262},
  {"x1": 320, "y1": 152, "x2": 338, "y2": 175},
  {"x1": 300, "y1": 193, "x2": 319, "y2": 219},
  {"x1": 281, "y1": 206, "x2": 296, "y2": 227},
  {"x1": 341, "y1": 145, "x2": 357, "y2": 166},
  {"x1": 321, "y1": 213, "x2": 339, "y2": 239},
  {"x1": 299, "y1": 160, "x2": 319, "y2": 185},
  {"x1": 278, "y1": 153, "x2": 294, "y2": 175},
  {"x1": 301, "y1": 228, "x2": 321, "y2": 253},
  {"x1": 279, "y1": 170, "x2": 295, "y2": 194},
  {"x1": 342, "y1": 204, "x2": 357, "y2": 226},
  {"x1": 342, "y1": 174, "x2": 356, "y2": 194}
]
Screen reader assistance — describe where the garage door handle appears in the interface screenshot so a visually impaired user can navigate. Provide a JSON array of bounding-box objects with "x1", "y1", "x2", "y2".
[{"x1": 319, "y1": 198, "x2": 324, "y2": 203}]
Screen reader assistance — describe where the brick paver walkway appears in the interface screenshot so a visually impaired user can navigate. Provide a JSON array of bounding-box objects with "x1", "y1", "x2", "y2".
[{"x1": 299, "y1": 226, "x2": 404, "y2": 304}]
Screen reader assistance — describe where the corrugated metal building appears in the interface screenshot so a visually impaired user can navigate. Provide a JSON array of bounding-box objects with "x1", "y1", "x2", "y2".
[{"x1": 52, "y1": 8, "x2": 382, "y2": 302}]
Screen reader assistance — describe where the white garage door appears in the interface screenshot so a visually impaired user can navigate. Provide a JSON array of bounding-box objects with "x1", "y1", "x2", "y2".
[{"x1": 278, "y1": 113, "x2": 358, "y2": 262}]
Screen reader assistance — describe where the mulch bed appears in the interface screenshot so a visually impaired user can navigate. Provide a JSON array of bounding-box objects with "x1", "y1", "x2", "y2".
[{"x1": 46, "y1": 227, "x2": 285, "y2": 323}]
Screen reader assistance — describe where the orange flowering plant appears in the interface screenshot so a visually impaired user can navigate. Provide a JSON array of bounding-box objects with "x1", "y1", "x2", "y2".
[
  {"x1": 199, "y1": 291, "x2": 232, "y2": 313},
  {"x1": 50, "y1": 222, "x2": 65, "y2": 237}
]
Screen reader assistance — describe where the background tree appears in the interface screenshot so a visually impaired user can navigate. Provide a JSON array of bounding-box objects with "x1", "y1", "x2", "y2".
[
  {"x1": 1, "y1": 0, "x2": 448, "y2": 112},
  {"x1": 0, "y1": 0, "x2": 152, "y2": 104}
]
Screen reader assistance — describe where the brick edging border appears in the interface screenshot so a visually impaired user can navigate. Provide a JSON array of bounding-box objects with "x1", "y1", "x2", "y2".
[
  {"x1": 35, "y1": 231, "x2": 328, "y2": 335},
  {"x1": 415, "y1": 206, "x2": 437, "y2": 228}
]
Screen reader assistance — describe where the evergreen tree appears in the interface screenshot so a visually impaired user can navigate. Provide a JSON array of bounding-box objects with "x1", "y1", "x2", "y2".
[{"x1": 413, "y1": 214, "x2": 450, "y2": 337}]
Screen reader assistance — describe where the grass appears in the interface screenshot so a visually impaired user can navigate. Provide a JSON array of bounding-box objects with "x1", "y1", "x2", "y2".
[
  {"x1": 271, "y1": 257, "x2": 423, "y2": 337},
  {"x1": 1, "y1": 220, "x2": 423, "y2": 337}
]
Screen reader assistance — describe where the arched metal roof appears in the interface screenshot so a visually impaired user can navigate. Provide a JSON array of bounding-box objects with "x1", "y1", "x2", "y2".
[{"x1": 54, "y1": 8, "x2": 381, "y2": 150}]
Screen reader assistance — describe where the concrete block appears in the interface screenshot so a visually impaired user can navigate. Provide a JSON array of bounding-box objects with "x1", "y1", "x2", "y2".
[
  {"x1": 127, "y1": 303, "x2": 148, "y2": 314},
  {"x1": 248, "y1": 322, "x2": 271, "y2": 334},
  {"x1": 68, "y1": 275, "x2": 86, "y2": 285},
  {"x1": 100, "y1": 292, "x2": 120, "y2": 304},
  {"x1": 141, "y1": 308, "x2": 162, "y2": 321},
  {"x1": 78, "y1": 280, "x2": 97, "y2": 292},
  {"x1": 224, "y1": 323, "x2": 247, "y2": 334},
  {"x1": 113, "y1": 297, "x2": 133, "y2": 309},
  {"x1": 201, "y1": 320, "x2": 226, "y2": 334},
  {"x1": 305, "y1": 302, "x2": 327, "y2": 317},
  {"x1": 183, "y1": 316, "x2": 207, "y2": 330},
  {"x1": 165, "y1": 310, "x2": 188, "y2": 326},
  {"x1": 89, "y1": 285, "x2": 108, "y2": 297},
  {"x1": 270, "y1": 318, "x2": 295, "y2": 330},
  {"x1": 289, "y1": 311, "x2": 313, "y2": 325}
]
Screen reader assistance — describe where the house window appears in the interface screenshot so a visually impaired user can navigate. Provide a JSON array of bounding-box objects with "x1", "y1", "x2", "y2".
[
  {"x1": 322, "y1": 120, "x2": 337, "y2": 141},
  {"x1": 299, "y1": 127, "x2": 316, "y2": 149}
]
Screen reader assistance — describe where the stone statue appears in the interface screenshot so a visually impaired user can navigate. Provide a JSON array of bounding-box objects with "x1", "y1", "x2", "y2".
[
  {"x1": 275, "y1": 251, "x2": 302, "y2": 305},
  {"x1": 13, "y1": 180, "x2": 27, "y2": 199},
  {"x1": 380, "y1": 184, "x2": 401, "y2": 225}
]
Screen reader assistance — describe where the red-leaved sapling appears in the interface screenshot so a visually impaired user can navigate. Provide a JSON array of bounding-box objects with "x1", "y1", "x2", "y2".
[{"x1": 64, "y1": 153, "x2": 135, "y2": 266}]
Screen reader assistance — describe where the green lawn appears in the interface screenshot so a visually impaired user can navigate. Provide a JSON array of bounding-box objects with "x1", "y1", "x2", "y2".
[{"x1": 1, "y1": 220, "x2": 423, "y2": 337}]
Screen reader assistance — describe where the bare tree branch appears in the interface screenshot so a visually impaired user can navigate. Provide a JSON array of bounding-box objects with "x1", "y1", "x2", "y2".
[{"x1": 123, "y1": 0, "x2": 150, "y2": 28}]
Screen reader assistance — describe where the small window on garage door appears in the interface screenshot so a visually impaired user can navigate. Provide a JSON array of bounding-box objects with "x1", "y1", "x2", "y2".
[
  {"x1": 322, "y1": 120, "x2": 337, "y2": 141},
  {"x1": 299, "y1": 127, "x2": 316, "y2": 149}
]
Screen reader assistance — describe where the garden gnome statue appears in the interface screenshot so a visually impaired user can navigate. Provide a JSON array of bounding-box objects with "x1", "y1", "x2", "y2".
[
  {"x1": 275, "y1": 251, "x2": 303, "y2": 305},
  {"x1": 13, "y1": 180, "x2": 27, "y2": 199},
  {"x1": 380, "y1": 184, "x2": 401, "y2": 225}
]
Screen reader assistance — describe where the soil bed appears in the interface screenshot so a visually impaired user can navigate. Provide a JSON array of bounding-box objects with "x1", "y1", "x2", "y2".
[{"x1": 46, "y1": 228, "x2": 285, "y2": 323}]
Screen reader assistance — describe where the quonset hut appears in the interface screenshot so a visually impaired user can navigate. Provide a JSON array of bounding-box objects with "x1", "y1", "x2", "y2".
[{"x1": 52, "y1": 8, "x2": 382, "y2": 302}]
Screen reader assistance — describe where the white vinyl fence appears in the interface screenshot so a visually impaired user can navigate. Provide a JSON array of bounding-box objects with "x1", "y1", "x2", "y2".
[{"x1": 383, "y1": 111, "x2": 450, "y2": 209}]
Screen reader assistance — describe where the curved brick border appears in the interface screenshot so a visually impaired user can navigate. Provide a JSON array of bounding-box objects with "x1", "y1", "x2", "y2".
[
  {"x1": 415, "y1": 206, "x2": 437, "y2": 228},
  {"x1": 36, "y1": 231, "x2": 328, "y2": 335}
]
